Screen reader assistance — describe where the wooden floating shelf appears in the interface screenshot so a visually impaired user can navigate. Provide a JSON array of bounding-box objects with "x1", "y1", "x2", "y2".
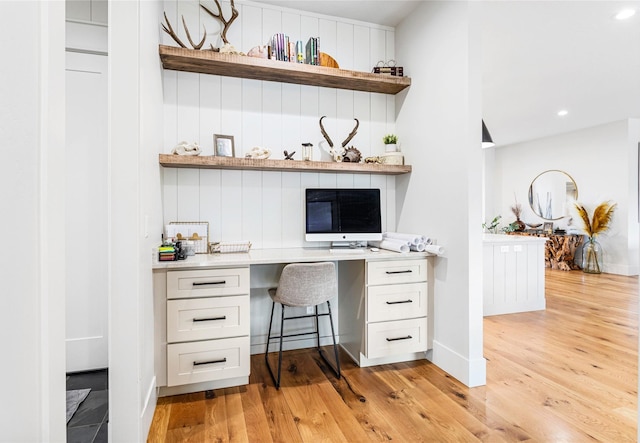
[
  {"x1": 159, "y1": 45, "x2": 411, "y2": 95},
  {"x1": 159, "y1": 154, "x2": 412, "y2": 175}
]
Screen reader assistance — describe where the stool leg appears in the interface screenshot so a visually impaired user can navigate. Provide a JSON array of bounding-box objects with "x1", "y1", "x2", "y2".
[
  {"x1": 327, "y1": 300, "x2": 341, "y2": 378},
  {"x1": 317, "y1": 300, "x2": 341, "y2": 379},
  {"x1": 265, "y1": 301, "x2": 279, "y2": 388},
  {"x1": 276, "y1": 304, "x2": 286, "y2": 389},
  {"x1": 315, "y1": 305, "x2": 320, "y2": 350}
]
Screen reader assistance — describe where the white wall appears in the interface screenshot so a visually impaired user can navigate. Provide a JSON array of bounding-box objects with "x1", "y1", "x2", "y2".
[
  {"x1": 109, "y1": 0, "x2": 164, "y2": 440},
  {"x1": 0, "y1": 1, "x2": 66, "y2": 441},
  {"x1": 395, "y1": 1, "x2": 486, "y2": 387},
  {"x1": 487, "y1": 119, "x2": 640, "y2": 275},
  {"x1": 161, "y1": 0, "x2": 400, "y2": 248}
]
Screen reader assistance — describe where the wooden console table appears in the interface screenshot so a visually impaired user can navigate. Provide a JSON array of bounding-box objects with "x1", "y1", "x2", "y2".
[{"x1": 511, "y1": 232, "x2": 583, "y2": 271}]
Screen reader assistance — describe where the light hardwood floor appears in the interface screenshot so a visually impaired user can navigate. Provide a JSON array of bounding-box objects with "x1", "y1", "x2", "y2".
[{"x1": 148, "y1": 270, "x2": 638, "y2": 442}]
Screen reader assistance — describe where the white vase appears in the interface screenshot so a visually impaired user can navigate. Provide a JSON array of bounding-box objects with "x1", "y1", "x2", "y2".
[{"x1": 385, "y1": 143, "x2": 397, "y2": 152}]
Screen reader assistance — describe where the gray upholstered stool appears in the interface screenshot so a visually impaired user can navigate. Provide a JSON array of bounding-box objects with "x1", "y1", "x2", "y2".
[{"x1": 265, "y1": 262, "x2": 341, "y2": 389}]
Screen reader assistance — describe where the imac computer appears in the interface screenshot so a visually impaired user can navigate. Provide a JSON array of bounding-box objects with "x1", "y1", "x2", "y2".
[{"x1": 305, "y1": 188, "x2": 382, "y2": 248}]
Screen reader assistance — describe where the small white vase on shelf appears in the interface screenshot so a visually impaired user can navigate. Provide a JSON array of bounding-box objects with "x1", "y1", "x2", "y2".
[{"x1": 385, "y1": 143, "x2": 398, "y2": 152}]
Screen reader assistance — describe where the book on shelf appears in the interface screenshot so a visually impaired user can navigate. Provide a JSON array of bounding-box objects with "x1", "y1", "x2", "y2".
[{"x1": 305, "y1": 37, "x2": 319, "y2": 65}]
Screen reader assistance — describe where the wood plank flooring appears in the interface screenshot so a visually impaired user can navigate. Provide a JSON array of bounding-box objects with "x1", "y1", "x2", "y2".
[{"x1": 147, "y1": 270, "x2": 638, "y2": 442}]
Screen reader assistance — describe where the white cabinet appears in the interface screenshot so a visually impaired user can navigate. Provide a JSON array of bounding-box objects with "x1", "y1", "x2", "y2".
[
  {"x1": 161, "y1": 267, "x2": 251, "y2": 393},
  {"x1": 483, "y1": 234, "x2": 547, "y2": 316},
  {"x1": 338, "y1": 257, "x2": 430, "y2": 367}
]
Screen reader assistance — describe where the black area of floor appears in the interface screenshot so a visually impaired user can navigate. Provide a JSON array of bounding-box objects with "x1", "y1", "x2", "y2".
[{"x1": 66, "y1": 369, "x2": 108, "y2": 443}]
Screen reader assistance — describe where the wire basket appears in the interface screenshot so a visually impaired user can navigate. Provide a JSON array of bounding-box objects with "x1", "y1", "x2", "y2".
[{"x1": 209, "y1": 241, "x2": 252, "y2": 254}]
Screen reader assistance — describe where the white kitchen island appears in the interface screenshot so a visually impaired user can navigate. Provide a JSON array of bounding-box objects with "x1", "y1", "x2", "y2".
[{"x1": 483, "y1": 234, "x2": 548, "y2": 316}]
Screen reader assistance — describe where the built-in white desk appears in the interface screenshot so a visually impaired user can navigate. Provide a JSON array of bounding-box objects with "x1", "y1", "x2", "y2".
[{"x1": 153, "y1": 247, "x2": 433, "y2": 396}]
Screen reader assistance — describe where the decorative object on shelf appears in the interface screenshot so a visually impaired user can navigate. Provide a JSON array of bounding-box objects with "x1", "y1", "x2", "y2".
[
  {"x1": 526, "y1": 223, "x2": 542, "y2": 229},
  {"x1": 301, "y1": 143, "x2": 313, "y2": 161},
  {"x1": 483, "y1": 215, "x2": 502, "y2": 234},
  {"x1": 319, "y1": 116, "x2": 359, "y2": 162},
  {"x1": 383, "y1": 134, "x2": 398, "y2": 152},
  {"x1": 200, "y1": 0, "x2": 238, "y2": 45},
  {"x1": 161, "y1": 11, "x2": 208, "y2": 50},
  {"x1": 543, "y1": 222, "x2": 553, "y2": 235},
  {"x1": 283, "y1": 150, "x2": 295, "y2": 160},
  {"x1": 379, "y1": 152, "x2": 404, "y2": 165},
  {"x1": 219, "y1": 43, "x2": 244, "y2": 55},
  {"x1": 510, "y1": 199, "x2": 526, "y2": 232},
  {"x1": 247, "y1": 45, "x2": 269, "y2": 59},
  {"x1": 574, "y1": 201, "x2": 617, "y2": 274},
  {"x1": 319, "y1": 52, "x2": 339, "y2": 68},
  {"x1": 214, "y1": 134, "x2": 235, "y2": 157},
  {"x1": 342, "y1": 147, "x2": 361, "y2": 163},
  {"x1": 245, "y1": 146, "x2": 271, "y2": 159},
  {"x1": 364, "y1": 156, "x2": 382, "y2": 164},
  {"x1": 171, "y1": 141, "x2": 201, "y2": 156},
  {"x1": 372, "y1": 60, "x2": 404, "y2": 77}
]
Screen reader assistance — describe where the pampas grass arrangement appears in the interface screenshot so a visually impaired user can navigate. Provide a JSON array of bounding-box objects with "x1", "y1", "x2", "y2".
[
  {"x1": 574, "y1": 201, "x2": 617, "y2": 239},
  {"x1": 574, "y1": 201, "x2": 616, "y2": 273}
]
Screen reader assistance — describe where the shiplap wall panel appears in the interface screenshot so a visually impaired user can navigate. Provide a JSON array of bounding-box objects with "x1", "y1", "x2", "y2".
[
  {"x1": 241, "y1": 170, "x2": 263, "y2": 247},
  {"x1": 220, "y1": 170, "x2": 242, "y2": 240},
  {"x1": 336, "y1": 22, "x2": 354, "y2": 71},
  {"x1": 199, "y1": 170, "x2": 222, "y2": 241},
  {"x1": 162, "y1": 0, "x2": 398, "y2": 247},
  {"x1": 199, "y1": 73, "x2": 221, "y2": 156}
]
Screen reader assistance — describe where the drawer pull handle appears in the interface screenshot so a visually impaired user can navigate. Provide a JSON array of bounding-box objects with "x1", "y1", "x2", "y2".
[
  {"x1": 193, "y1": 358, "x2": 227, "y2": 366},
  {"x1": 386, "y1": 335, "x2": 413, "y2": 342},
  {"x1": 385, "y1": 270, "x2": 412, "y2": 274},
  {"x1": 193, "y1": 280, "x2": 226, "y2": 286},
  {"x1": 386, "y1": 299, "x2": 413, "y2": 305},
  {"x1": 193, "y1": 316, "x2": 226, "y2": 322}
]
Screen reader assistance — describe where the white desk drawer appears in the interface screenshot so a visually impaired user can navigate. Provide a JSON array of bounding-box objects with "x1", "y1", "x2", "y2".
[
  {"x1": 366, "y1": 318, "x2": 427, "y2": 359},
  {"x1": 367, "y1": 259, "x2": 427, "y2": 286},
  {"x1": 367, "y1": 282, "x2": 428, "y2": 322},
  {"x1": 167, "y1": 296, "x2": 249, "y2": 343},
  {"x1": 167, "y1": 268, "x2": 249, "y2": 299},
  {"x1": 167, "y1": 336, "x2": 250, "y2": 387}
]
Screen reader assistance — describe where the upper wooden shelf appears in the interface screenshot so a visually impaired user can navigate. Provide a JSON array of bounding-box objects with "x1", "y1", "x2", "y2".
[
  {"x1": 159, "y1": 154, "x2": 412, "y2": 175},
  {"x1": 159, "y1": 45, "x2": 411, "y2": 95}
]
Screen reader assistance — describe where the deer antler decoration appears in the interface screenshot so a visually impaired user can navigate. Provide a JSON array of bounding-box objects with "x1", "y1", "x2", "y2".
[
  {"x1": 341, "y1": 118, "x2": 359, "y2": 147},
  {"x1": 319, "y1": 116, "x2": 359, "y2": 148},
  {"x1": 162, "y1": 11, "x2": 207, "y2": 50},
  {"x1": 200, "y1": 0, "x2": 239, "y2": 45}
]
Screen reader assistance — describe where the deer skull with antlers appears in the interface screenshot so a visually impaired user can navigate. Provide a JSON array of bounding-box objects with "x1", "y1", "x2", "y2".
[
  {"x1": 201, "y1": 0, "x2": 239, "y2": 45},
  {"x1": 319, "y1": 116, "x2": 359, "y2": 162},
  {"x1": 162, "y1": 1, "x2": 239, "y2": 51}
]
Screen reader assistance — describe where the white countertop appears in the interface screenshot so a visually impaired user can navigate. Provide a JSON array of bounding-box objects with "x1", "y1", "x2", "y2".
[
  {"x1": 483, "y1": 233, "x2": 549, "y2": 244},
  {"x1": 152, "y1": 247, "x2": 431, "y2": 270}
]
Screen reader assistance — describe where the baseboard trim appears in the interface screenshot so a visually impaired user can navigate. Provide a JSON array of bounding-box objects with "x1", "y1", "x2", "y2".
[
  {"x1": 140, "y1": 376, "x2": 157, "y2": 441},
  {"x1": 430, "y1": 340, "x2": 486, "y2": 387}
]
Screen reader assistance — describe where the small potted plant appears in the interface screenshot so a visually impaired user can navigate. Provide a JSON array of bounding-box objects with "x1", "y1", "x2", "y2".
[{"x1": 383, "y1": 134, "x2": 398, "y2": 152}]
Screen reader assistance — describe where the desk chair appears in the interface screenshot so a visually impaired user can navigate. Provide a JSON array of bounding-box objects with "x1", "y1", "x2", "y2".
[{"x1": 265, "y1": 262, "x2": 341, "y2": 389}]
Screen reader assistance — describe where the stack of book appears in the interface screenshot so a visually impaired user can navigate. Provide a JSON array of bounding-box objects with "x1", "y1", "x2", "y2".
[
  {"x1": 305, "y1": 37, "x2": 319, "y2": 65},
  {"x1": 270, "y1": 33, "x2": 293, "y2": 62},
  {"x1": 158, "y1": 245, "x2": 176, "y2": 261}
]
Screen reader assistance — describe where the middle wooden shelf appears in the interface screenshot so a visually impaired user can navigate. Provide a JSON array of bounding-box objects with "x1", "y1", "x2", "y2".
[{"x1": 159, "y1": 154, "x2": 412, "y2": 175}]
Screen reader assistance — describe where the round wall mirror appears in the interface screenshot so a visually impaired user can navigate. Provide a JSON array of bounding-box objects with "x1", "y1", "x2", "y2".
[{"x1": 528, "y1": 170, "x2": 578, "y2": 220}]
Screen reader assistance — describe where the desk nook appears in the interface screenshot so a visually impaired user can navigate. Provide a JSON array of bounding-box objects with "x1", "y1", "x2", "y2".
[{"x1": 153, "y1": 248, "x2": 433, "y2": 396}]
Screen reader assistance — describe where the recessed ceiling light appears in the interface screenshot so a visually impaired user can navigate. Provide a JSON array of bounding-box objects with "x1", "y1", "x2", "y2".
[
  {"x1": 615, "y1": 8, "x2": 636, "y2": 20},
  {"x1": 557, "y1": 109, "x2": 569, "y2": 117}
]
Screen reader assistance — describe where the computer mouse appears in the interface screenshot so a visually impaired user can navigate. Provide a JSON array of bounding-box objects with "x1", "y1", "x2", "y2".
[{"x1": 370, "y1": 247, "x2": 379, "y2": 252}]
